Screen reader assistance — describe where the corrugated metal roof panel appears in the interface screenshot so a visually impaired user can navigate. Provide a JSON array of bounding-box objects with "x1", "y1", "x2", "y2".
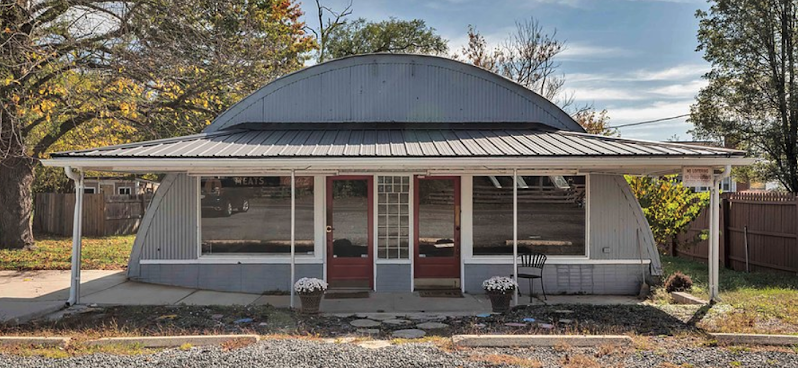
[{"x1": 51, "y1": 128, "x2": 746, "y2": 159}]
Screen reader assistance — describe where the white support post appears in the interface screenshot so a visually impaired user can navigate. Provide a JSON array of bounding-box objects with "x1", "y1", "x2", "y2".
[
  {"x1": 290, "y1": 170, "x2": 296, "y2": 308},
  {"x1": 513, "y1": 169, "x2": 519, "y2": 306},
  {"x1": 709, "y1": 174, "x2": 721, "y2": 301},
  {"x1": 65, "y1": 167, "x2": 84, "y2": 306}
]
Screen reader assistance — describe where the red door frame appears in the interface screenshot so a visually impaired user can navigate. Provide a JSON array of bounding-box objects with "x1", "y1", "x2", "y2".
[
  {"x1": 326, "y1": 176, "x2": 374, "y2": 288},
  {"x1": 414, "y1": 176, "x2": 461, "y2": 279}
]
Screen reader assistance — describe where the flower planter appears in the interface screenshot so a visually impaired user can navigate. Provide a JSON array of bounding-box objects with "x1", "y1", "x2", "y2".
[
  {"x1": 482, "y1": 276, "x2": 517, "y2": 313},
  {"x1": 487, "y1": 291, "x2": 513, "y2": 313},
  {"x1": 298, "y1": 291, "x2": 325, "y2": 314},
  {"x1": 294, "y1": 277, "x2": 328, "y2": 314}
]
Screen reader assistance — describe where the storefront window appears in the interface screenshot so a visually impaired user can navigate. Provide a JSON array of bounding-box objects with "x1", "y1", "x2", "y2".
[
  {"x1": 472, "y1": 176, "x2": 586, "y2": 256},
  {"x1": 200, "y1": 176, "x2": 314, "y2": 255}
]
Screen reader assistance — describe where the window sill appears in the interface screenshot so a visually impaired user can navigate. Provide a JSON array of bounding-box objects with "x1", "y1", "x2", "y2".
[
  {"x1": 463, "y1": 256, "x2": 651, "y2": 265},
  {"x1": 141, "y1": 256, "x2": 323, "y2": 265}
]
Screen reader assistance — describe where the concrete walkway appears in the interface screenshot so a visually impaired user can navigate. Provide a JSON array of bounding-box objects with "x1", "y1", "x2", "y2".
[{"x1": 0, "y1": 270, "x2": 641, "y2": 323}]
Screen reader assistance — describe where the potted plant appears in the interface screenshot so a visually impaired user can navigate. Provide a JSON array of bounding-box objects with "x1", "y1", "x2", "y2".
[
  {"x1": 483, "y1": 276, "x2": 517, "y2": 313},
  {"x1": 294, "y1": 277, "x2": 328, "y2": 314}
]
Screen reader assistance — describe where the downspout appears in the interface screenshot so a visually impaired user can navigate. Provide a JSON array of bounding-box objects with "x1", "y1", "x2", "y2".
[{"x1": 64, "y1": 166, "x2": 84, "y2": 306}]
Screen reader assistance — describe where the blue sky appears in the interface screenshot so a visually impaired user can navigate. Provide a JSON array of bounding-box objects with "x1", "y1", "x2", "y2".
[{"x1": 301, "y1": 0, "x2": 710, "y2": 141}]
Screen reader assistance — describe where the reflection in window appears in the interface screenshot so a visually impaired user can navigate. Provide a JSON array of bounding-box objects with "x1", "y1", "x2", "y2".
[
  {"x1": 331, "y1": 179, "x2": 370, "y2": 258},
  {"x1": 200, "y1": 176, "x2": 314, "y2": 255},
  {"x1": 472, "y1": 176, "x2": 586, "y2": 256},
  {"x1": 377, "y1": 176, "x2": 410, "y2": 259},
  {"x1": 417, "y1": 179, "x2": 456, "y2": 258}
]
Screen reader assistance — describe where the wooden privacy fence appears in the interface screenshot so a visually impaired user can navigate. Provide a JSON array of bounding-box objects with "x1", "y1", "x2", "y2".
[
  {"x1": 34, "y1": 193, "x2": 153, "y2": 237},
  {"x1": 676, "y1": 192, "x2": 798, "y2": 274}
]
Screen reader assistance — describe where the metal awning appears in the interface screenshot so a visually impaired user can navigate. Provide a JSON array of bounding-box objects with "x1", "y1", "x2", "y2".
[{"x1": 44, "y1": 126, "x2": 752, "y2": 174}]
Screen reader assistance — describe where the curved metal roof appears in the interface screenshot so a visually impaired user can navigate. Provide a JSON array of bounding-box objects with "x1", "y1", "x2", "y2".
[{"x1": 204, "y1": 54, "x2": 584, "y2": 133}]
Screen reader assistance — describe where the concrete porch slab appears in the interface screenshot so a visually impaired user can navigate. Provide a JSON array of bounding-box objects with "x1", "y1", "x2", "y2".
[
  {"x1": 81, "y1": 281, "x2": 195, "y2": 305},
  {"x1": 177, "y1": 290, "x2": 260, "y2": 306},
  {"x1": 0, "y1": 270, "x2": 126, "y2": 301}
]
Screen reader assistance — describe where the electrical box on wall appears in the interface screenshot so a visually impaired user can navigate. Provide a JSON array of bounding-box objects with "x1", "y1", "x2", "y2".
[{"x1": 602, "y1": 247, "x2": 611, "y2": 253}]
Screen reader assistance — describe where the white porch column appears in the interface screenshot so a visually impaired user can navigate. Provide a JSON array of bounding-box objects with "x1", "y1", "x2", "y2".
[
  {"x1": 290, "y1": 170, "x2": 296, "y2": 308},
  {"x1": 708, "y1": 165, "x2": 730, "y2": 302},
  {"x1": 65, "y1": 167, "x2": 84, "y2": 306},
  {"x1": 513, "y1": 169, "x2": 519, "y2": 306}
]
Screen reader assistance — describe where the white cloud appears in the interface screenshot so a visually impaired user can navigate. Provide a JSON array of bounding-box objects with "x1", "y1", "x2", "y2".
[
  {"x1": 649, "y1": 79, "x2": 707, "y2": 97},
  {"x1": 559, "y1": 43, "x2": 634, "y2": 60},
  {"x1": 608, "y1": 100, "x2": 693, "y2": 125},
  {"x1": 631, "y1": 64, "x2": 710, "y2": 81},
  {"x1": 569, "y1": 87, "x2": 649, "y2": 101}
]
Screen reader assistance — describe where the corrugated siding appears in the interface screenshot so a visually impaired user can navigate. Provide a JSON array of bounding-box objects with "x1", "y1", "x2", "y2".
[
  {"x1": 139, "y1": 174, "x2": 198, "y2": 261},
  {"x1": 138, "y1": 264, "x2": 323, "y2": 293},
  {"x1": 589, "y1": 175, "x2": 661, "y2": 273},
  {"x1": 462, "y1": 264, "x2": 644, "y2": 295},
  {"x1": 207, "y1": 54, "x2": 582, "y2": 132}
]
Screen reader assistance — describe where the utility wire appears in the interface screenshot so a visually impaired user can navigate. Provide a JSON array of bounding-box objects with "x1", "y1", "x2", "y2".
[{"x1": 611, "y1": 114, "x2": 691, "y2": 129}]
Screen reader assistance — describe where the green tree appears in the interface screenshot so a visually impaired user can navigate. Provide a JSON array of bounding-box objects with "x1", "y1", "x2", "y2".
[
  {"x1": 320, "y1": 17, "x2": 447, "y2": 62},
  {"x1": 626, "y1": 176, "x2": 710, "y2": 252},
  {"x1": 0, "y1": 0, "x2": 314, "y2": 249},
  {"x1": 691, "y1": 0, "x2": 797, "y2": 192}
]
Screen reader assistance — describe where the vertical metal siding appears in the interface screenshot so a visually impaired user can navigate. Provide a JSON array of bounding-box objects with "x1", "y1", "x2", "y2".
[
  {"x1": 589, "y1": 175, "x2": 661, "y2": 273},
  {"x1": 138, "y1": 174, "x2": 198, "y2": 261},
  {"x1": 206, "y1": 55, "x2": 582, "y2": 132}
]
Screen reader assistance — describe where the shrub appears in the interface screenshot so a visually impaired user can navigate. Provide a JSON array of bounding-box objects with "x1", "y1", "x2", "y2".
[{"x1": 664, "y1": 271, "x2": 693, "y2": 293}]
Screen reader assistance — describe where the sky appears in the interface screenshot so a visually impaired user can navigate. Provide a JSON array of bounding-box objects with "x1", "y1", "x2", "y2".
[{"x1": 300, "y1": 0, "x2": 711, "y2": 141}]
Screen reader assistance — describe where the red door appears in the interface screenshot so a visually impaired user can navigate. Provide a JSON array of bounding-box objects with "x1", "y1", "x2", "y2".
[
  {"x1": 326, "y1": 176, "x2": 373, "y2": 289},
  {"x1": 414, "y1": 176, "x2": 460, "y2": 279}
]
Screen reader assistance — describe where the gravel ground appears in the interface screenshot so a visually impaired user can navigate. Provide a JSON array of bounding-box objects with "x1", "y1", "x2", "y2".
[{"x1": 1, "y1": 339, "x2": 797, "y2": 368}]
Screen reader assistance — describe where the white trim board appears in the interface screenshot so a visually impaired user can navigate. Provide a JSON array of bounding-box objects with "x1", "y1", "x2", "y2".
[
  {"x1": 463, "y1": 258, "x2": 651, "y2": 265},
  {"x1": 141, "y1": 258, "x2": 324, "y2": 265}
]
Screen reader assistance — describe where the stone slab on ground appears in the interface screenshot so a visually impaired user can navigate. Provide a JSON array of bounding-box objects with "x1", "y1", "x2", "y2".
[
  {"x1": 452, "y1": 334, "x2": 633, "y2": 347},
  {"x1": 0, "y1": 337, "x2": 70, "y2": 348},
  {"x1": 416, "y1": 322, "x2": 449, "y2": 330},
  {"x1": 350, "y1": 319, "x2": 381, "y2": 328},
  {"x1": 382, "y1": 319, "x2": 412, "y2": 326},
  {"x1": 671, "y1": 292, "x2": 708, "y2": 305},
  {"x1": 356, "y1": 340, "x2": 391, "y2": 349},
  {"x1": 392, "y1": 329, "x2": 426, "y2": 339},
  {"x1": 85, "y1": 335, "x2": 259, "y2": 348},
  {"x1": 356, "y1": 329, "x2": 380, "y2": 335},
  {"x1": 711, "y1": 333, "x2": 798, "y2": 346}
]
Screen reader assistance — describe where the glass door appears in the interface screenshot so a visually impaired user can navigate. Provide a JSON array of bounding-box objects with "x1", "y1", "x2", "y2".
[
  {"x1": 414, "y1": 176, "x2": 460, "y2": 280},
  {"x1": 326, "y1": 176, "x2": 373, "y2": 289}
]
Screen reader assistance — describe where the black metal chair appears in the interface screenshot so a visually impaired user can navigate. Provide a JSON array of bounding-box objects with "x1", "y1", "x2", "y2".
[{"x1": 515, "y1": 252, "x2": 547, "y2": 301}]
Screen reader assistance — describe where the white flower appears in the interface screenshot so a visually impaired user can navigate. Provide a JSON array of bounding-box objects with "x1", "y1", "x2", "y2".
[
  {"x1": 294, "y1": 277, "x2": 328, "y2": 294},
  {"x1": 482, "y1": 276, "x2": 517, "y2": 293}
]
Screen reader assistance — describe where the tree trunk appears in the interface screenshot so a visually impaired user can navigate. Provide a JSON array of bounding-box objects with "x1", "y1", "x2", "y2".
[{"x1": 0, "y1": 156, "x2": 36, "y2": 250}]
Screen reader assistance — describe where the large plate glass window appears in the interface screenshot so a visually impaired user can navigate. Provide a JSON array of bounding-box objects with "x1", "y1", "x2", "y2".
[
  {"x1": 377, "y1": 176, "x2": 410, "y2": 259},
  {"x1": 200, "y1": 176, "x2": 314, "y2": 255},
  {"x1": 472, "y1": 175, "x2": 586, "y2": 256}
]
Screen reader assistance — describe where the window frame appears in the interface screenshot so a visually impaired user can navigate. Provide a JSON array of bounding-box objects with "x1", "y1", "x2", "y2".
[
  {"x1": 117, "y1": 187, "x2": 132, "y2": 195},
  {"x1": 195, "y1": 175, "x2": 323, "y2": 260},
  {"x1": 467, "y1": 173, "x2": 590, "y2": 260},
  {"x1": 83, "y1": 187, "x2": 96, "y2": 194}
]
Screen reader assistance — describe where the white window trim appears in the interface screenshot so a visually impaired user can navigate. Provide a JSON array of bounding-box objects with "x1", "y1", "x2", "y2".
[
  {"x1": 464, "y1": 173, "x2": 590, "y2": 261},
  {"x1": 83, "y1": 186, "x2": 96, "y2": 194},
  {"x1": 118, "y1": 186, "x2": 132, "y2": 195},
  {"x1": 195, "y1": 174, "x2": 324, "y2": 261}
]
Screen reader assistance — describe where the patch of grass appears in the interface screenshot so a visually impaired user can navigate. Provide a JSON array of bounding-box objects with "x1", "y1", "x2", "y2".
[
  {"x1": 0, "y1": 235, "x2": 134, "y2": 270},
  {"x1": 559, "y1": 353, "x2": 601, "y2": 368},
  {"x1": 658, "y1": 255, "x2": 798, "y2": 334},
  {"x1": 0, "y1": 342, "x2": 159, "y2": 358},
  {"x1": 468, "y1": 353, "x2": 543, "y2": 368}
]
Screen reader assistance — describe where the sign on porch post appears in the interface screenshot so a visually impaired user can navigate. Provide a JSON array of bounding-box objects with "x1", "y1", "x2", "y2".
[{"x1": 682, "y1": 167, "x2": 713, "y2": 187}]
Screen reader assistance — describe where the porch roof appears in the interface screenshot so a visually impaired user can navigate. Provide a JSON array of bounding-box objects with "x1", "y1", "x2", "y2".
[{"x1": 44, "y1": 124, "x2": 751, "y2": 174}]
